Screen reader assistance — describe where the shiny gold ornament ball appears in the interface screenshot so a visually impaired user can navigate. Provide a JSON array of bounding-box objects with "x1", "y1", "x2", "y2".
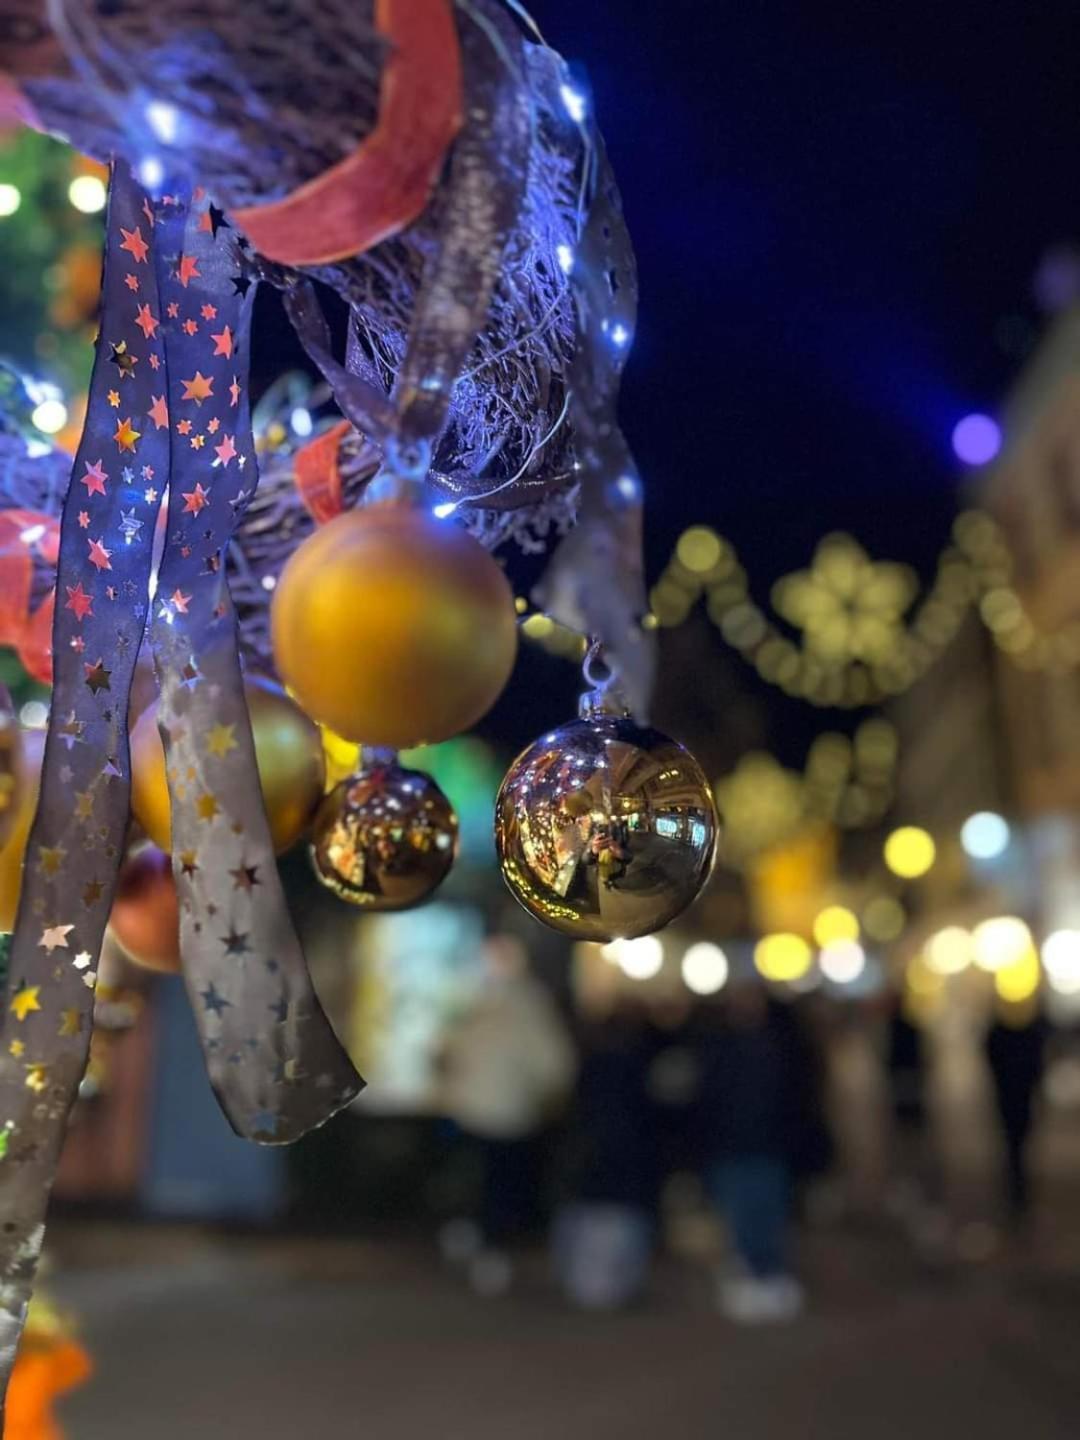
[
  {"x1": 271, "y1": 503, "x2": 518, "y2": 748},
  {"x1": 310, "y1": 761, "x2": 459, "y2": 910},
  {"x1": 495, "y1": 714, "x2": 718, "y2": 942},
  {"x1": 130, "y1": 675, "x2": 325, "y2": 855}
]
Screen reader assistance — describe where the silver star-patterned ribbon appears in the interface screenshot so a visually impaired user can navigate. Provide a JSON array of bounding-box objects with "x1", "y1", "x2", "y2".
[{"x1": 0, "y1": 163, "x2": 361, "y2": 1407}]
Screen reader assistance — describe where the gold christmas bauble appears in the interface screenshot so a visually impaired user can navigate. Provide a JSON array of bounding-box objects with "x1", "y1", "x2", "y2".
[
  {"x1": 130, "y1": 675, "x2": 325, "y2": 854},
  {"x1": 108, "y1": 845, "x2": 181, "y2": 974},
  {"x1": 270, "y1": 503, "x2": 518, "y2": 748},
  {"x1": 310, "y1": 761, "x2": 459, "y2": 909},
  {"x1": 495, "y1": 713, "x2": 718, "y2": 941},
  {"x1": 0, "y1": 727, "x2": 45, "y2": 932}
]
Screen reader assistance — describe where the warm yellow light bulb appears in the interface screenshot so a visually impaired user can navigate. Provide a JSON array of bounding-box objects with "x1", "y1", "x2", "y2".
[{"x1": 883, "y1": 826, "x2": 936, "y2": 879}]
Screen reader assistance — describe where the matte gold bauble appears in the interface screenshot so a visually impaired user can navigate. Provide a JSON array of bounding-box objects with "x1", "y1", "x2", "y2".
[
  {"x1": 0, "y1": 727, "x2": 45, "y2": 932},
  {"x1": 270, "y1": 503, "x2": 518, "y2": 748},
  {"x1": 108, "y1": 845, "x2": 181, "y2": 974},
  {"x1": 130, "y1": 675, "x2": 325, "y2": 854},
  {"x1": 310, "y1": 761, "x2": 458, "y2": 910},
  {"x1": 495, "y1": 713, "x2": 718, "y2": 941}
]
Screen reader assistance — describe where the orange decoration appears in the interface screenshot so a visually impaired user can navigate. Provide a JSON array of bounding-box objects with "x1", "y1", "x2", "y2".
[
  {"x1": 6, "y1": 1338, "x2": 91, "y2": 1440},
  {"x1": 108, "y1": 845, "x2": 181, "y2": 975},
  {"x1": 232, "y1": 0, "x2": 463, "y2": 265},
  {"x1": 0, "y1": 510, "x2": 59, "y2": 682},
  {"x1": 294, "y1": 419, "x2": 352, "y2": 523},
  {"x1": 0, "y1": 727, "x2": 45, "y2": 932}
]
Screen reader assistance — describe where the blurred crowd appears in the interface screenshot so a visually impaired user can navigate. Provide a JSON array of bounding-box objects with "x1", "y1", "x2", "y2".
[{"x1": 428, "y1": 935, "x2": 1052, "y2": 1322}]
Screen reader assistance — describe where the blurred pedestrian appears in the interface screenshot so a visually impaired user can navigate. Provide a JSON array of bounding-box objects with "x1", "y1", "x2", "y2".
[
  {"x1": 438, "y1": 934, "x2": 576, "y2": 1295},
  {"x1": 696, "y1": 980, "x2": 814, "y2": 1323},
  {"x1": 553, "y1": 999, "x2": 660, "y2": 1310},
  {"x1": 985, "y1": 1014, "x2": 1047, "y2": 1228}
]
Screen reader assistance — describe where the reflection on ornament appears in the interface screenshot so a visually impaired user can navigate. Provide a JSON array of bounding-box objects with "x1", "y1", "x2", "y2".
[
  {"x1": 0, "y1": 728, "x2": 45, "y2": 931},
  {"x1": 310, "y1": 761, "x2": 458, "y2": 910},
  {"x1": 130, "y1": 675, "x2": 324, "y2": 854},
  {"x1": 495, "y1": 713, "x2": 717, "y2": 942},
  {"x1": 321, "y1": 725, "x2": 362, "y2": 790},
  {"x1": 271, "y1": 504, "x2": 518, "y2": 747},
  {"x1": 108, "y1": 845, "x2": 181, "y2": 974}
]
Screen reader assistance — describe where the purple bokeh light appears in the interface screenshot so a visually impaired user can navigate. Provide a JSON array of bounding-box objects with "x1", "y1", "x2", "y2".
[{"x1": 952, "y1": 413, "x2": 1001, "y2": 466}]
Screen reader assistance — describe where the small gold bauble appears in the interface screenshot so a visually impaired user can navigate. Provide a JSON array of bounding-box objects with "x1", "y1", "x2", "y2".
[
  {"x1": 130, "y1": 675, "x2": 325, "y2": 855},
  {"x1": 495, "y1": 713, "x2": 718, "y2": 941},
  {"x1": 270, "y1": 503, "x2": 518, "y2": 747},
  {"x1": 310, "y1": 762, "x2": 459, "y2": 909},
  {"x1": 0, "y1": 727, "x2": 45, "y2": 932}
]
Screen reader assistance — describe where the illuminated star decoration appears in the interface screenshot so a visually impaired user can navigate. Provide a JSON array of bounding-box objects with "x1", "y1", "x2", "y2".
[
  {"x1": 39, "y1": 924, "x2": 74, "y2": 953},
  {"x1": 148, "y1": 393, "x2": 169, "y2": 430},
  {"x1": 109, "y1": 340, "x2": 138, "y2": 379},
  {"x1": 87, "y1": 537, "x2": 113, "y2": 572},
  {"x1": 772, "y1": 534, "x2": 918, "y2": 667},
  {"x1": 9, "y1": 985, "x2": 41, "y2": 1022},
  {"x1": 80, "y1": 460, "x2": 108, "y2": 497},
  {"x1": 181, "y1": 371, "x2": 214, "y2": 405},
  {"x1": 113, "y1": 416, "x2": 141, "y2": 453},
  {"x1": 183, "y1": 482, "x2": 211, "y2": 515},
  {"x1": 119, "y1": 225, "x2": 150, "y2": 263}
]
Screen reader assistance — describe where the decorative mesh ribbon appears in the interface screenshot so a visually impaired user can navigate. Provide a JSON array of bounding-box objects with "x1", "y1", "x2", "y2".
[{"x1": 0, "y1": 162, "x2": 361, "y2": 1403}]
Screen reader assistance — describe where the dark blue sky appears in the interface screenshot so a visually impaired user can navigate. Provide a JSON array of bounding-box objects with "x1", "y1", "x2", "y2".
[{"x1": 538, "y1": 0, "x2": 1080, "y2": 581}]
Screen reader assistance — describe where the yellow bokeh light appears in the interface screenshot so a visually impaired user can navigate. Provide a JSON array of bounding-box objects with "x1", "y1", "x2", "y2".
[
  {"x1": 813, "y1": 904, "x2": 859, "y2": 947},
  {"x1": 676, "y1": 526, "x2": 723, "y2": 574},
  {"x1": 862, "y1": 895, "x2": 905, "y2": 942},
  {"x1": 883, "y1": 826, "x2": 936, "y2": 879},
  {"x1": 754, "y1": 933, "x2": 812, "y2": 983},
  {"x1": 994, "y1": 944, "x2": 1041, "y2": 1003},
  {"x1": 972, "y1": 916, "x2": 1032, "y2": 974},
  {"x1": 924, "y1": 926, "x2": 973, "y2": 976},
  {"x1": 521, "y1": 613, "x2": 555, "y2": 640}
]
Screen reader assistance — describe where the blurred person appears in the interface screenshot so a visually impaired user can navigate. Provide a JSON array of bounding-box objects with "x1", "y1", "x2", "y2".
[
  {"x1": 985, "y1": 1013, "x2": 1048, "y2": 1228},
  {"x1": 696, "y1": 979, "x2": 816, "y2": 1323},
  {"x1": 882, "y1": 994, "x2": 943, "y2": 1240},
  {"x1": 553, "y1": 999, "x2": 661, "y2": 1310},
  {"x1": 437, "y1": 934, "x2": 576, "y2": 1295}
]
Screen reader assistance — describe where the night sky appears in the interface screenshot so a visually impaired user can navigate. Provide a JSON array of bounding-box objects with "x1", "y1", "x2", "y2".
[{"x1": 539, "y1": 0, "x2": 1080, "y2": 576}]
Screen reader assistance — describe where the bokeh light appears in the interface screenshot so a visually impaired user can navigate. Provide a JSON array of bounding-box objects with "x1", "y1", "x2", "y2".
[
  {"x1": 952, "y1": 413, "x2": 1002, "y2": 466},
  {"x1": 681, "y1": 941, "x2": 729, "y2": 996},
  {"x1": 30, "y1": 398, "x2": 68, "y2": 435},
  {"x1": 0, "y1": 183, "x2": 21, "y2": 217},
  {"x1": 68, "y1": 174, "x2": 107, "y2": 214},
  {"x1": 972, "y1": 916, "x2": 1032, "y2": 973},
  {"x1": 603, "y1": 936, "x2": 664, "y2": 981},
  {"x1": 994, "y1": 943, "x2": 1041, "y2": 1003},
  {"x1": 883, "y1": 826, "x2": 936, "y2": 879},
  {"x1": 960, "y1": 811, "x2": 1010, "y2": 860},
  {"x1": 862, "y1": 895, "x2": 905, "y2": 942},
  {"x1": 924, "y1": 926, "x2": 972, "y2": 976},
  {"x1": 1042, "y1": 930, "x2": 1080, "y2": 994},
  {"x1": 675, "y1": 526, "x2": 723, "y2": 574},
  {"x1": 819, "y1": 940, "x2": 866, "y2": 984},
  {"x1": 754, "y1": 933, "x2": 812, "y2": 983},
  {"x1": 813, "y1": 905, "x2": 859, "y2": 947}
]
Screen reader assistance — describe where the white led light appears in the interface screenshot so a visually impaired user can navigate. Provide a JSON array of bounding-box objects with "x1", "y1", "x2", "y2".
[
  {"x1": 559, "y1": 83, "x2": 587, "y2": 123},
  {"x1": 0, "y1": 184, "x2": 21, "y2": 217},
  {"x1": 681, "y1": 942, "x2": 729, "y2": 995},
  {"x1": 68, "y1": 174, "x2": 107, "y2": 214},
  {"x1": 146, "y1": 100, "x2": 180, "y2": 144},
  {"x1": 31, "y1": 399, "x2": 68, "y2": 435}
]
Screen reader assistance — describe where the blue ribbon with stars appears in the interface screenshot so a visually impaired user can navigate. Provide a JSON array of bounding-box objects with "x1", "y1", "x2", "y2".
[{"x1": 0, "y1": 163, "x2": 360, "y2": 1399}]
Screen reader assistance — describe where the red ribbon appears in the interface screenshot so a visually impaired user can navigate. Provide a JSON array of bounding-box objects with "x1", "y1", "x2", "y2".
[
  {"x1": 0, "y1": 510, "x2": 60, "y2": 683},
  {"x1": 293, "y1": 420, "x2": 351, "y2": 523},
  {"x1": 231, "y1": 0, "x2": 463, "y2": 266}
]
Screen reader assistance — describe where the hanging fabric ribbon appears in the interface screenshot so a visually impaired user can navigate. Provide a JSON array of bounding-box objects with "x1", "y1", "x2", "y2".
[
  {"x1": 146, "y1": 182, "x2": 360, "y2": 1141},
  {"x1": 0, "y1": 163, "x2": 361, "y2": 1406}
]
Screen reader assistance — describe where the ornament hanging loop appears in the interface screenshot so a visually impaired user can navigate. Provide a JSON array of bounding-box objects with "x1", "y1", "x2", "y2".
[{"x1": 579, "y1": 638, "x2": 628, "y2": 718}]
